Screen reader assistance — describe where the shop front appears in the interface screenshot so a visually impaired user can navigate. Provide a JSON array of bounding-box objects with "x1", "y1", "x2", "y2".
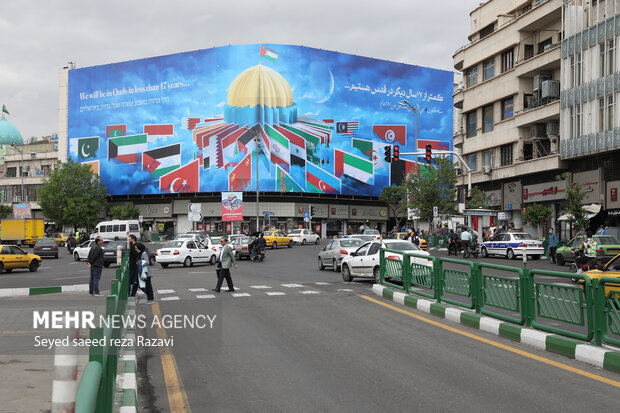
[
  {"x1": 349, "y1": 205, "x2": 388, "y2": 235},
  {"x1": 522, "y1": 179, "x2": 567, "y2": 239}
]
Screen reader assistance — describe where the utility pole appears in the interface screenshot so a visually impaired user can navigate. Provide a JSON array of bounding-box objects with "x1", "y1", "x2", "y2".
[{"x1": 254, "y1": 135, "x2": 260, "y2": 232}]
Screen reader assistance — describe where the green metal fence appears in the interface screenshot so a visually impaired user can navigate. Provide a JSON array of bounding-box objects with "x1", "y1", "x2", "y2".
[
  {"x1": 75, "y1": 255, "x2": 130, "y2": 413},
  {"x1": 379, "y1": 248, "x2": 620, "y2": 347}
]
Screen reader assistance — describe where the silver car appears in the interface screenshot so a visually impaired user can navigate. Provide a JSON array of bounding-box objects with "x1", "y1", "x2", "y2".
[{"x1": 317, "y1": 238, "x2": 364, "y2": 271}]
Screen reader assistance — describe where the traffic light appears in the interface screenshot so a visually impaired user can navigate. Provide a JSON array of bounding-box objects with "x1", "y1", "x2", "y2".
[
  {"x1": 393, "y1": 145, "x2": 399, "y2": 162},
  {"x1": 425, "y1": 144, "x2": 432, "y2": 163},
  {"x1": 384, "y1": 145, "x2": 392, "y2": 163}
]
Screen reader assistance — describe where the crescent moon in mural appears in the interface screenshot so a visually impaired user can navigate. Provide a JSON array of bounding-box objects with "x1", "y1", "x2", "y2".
[
  {"x1": 169, "y1": 178, "x2": 183, "y2": 193},
  {"x1": 319, "y1": 180, "x2": 327, "y2": 192},
  {"x1": 80, "y1": 145, "x2": 90, "y2": 158},
  {"x1": 316, "y1": 69, "x2": 335, "y2": 104}
]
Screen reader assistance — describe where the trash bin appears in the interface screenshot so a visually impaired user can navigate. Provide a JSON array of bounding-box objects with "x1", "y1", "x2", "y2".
[{"x1": 151, "y1": 232, "x2": 160, "y2": 242}]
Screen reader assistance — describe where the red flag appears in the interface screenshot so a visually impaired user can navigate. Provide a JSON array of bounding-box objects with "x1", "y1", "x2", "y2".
[
  {"x1": 373, "y1": 125, "x2": 407, "y2": 145},
  {"x1": 159, "y1": 160, "x2": 199, "y2": 193},
  {"x1": 144, "y1": 124, "x2": 174, "y2": 136},
  {"x1": 142, "y1": 153, "x2": 161, "y2": 173},
  {"x1": 417, "y1": 139, "x2": 449, "y2": 151},
  {"x1": 228, "y1": 152, "x2": 252, "y2": 192},
  {"x1": 106, "y1": 125, "x2": 126, "y2": 137}
]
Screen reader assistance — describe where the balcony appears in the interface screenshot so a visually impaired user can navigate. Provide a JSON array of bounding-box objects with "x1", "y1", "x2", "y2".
[
  {"x1": 515, "y1": 99, "x2": 559, "y2": 127},
  {"x1": 453, "y1": 86, "x2": 464, "y2": 109},
  {"x1": 514, "y1": 45, "x2": 561, "y2": 78}
]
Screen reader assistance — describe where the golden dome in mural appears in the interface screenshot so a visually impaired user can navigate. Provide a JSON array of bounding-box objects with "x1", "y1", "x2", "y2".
[{"x1": 227, "y1": 65, "x2": 293, "y2": 109}]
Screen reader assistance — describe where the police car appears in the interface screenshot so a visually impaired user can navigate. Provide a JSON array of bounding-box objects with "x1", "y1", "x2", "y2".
[{"x1": 480, "y1": 232, "x2": 544, "y2": 260}]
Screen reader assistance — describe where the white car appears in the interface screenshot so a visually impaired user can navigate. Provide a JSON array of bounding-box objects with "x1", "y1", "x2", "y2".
[
  {"x1": 480, "y1": 232, "x2": 544, "y2": 260},
  {"x1": 156, "y1": 239, "x2": 217, "y2": 268},
  {"x1": 288, "y1": 229, "x2": 320, "y2": 245},
  {"x1": 340, "y1": 239, "x2": 431, "y2": 283},
  {"x1": 363, "y1": 229, "x2": 382, "y2": 240},
  {"x1": 73, "y1": 240, "x2": 96, "y2": 261}
]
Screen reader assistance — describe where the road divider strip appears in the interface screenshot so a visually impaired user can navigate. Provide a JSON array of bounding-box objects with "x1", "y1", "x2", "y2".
[
  {"x1": 0, "y1": 284, "x2": 89, "y2": 297},
  {"x1": 118, "y1": 297, "x2": 138, "y2": 412},
  {"x1": 371, "y1": 283, "x2": 620, "y2": 375}
]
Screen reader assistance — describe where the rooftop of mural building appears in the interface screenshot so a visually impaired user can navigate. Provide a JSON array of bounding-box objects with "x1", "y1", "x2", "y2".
[{"x1": 67, "y1": 44, "x2": 453, "y2": 197}]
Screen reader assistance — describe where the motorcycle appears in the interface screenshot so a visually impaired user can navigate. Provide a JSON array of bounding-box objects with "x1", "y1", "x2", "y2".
[
  {"x1": 569, "y1": 249, "x2": 604, "y2": 282},
  {"x1": 463, "y1": 238, "x2": 480, "y2": 259},
  {"x1": 250, "y1": 247, "x2": 265, "y2": 262},
  {"x1": 447, "y1": 238, "x2": 461, "y2": 256}
]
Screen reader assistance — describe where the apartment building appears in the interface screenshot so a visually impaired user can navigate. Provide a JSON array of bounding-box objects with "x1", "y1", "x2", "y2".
[{"x1": 453, "y1": 0, "x2": 568, "y2": 234}]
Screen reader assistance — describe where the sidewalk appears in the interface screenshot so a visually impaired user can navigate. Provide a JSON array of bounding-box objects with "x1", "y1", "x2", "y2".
[{"x1": 0, "y1": 292, "x2": 107, "y2": 413}]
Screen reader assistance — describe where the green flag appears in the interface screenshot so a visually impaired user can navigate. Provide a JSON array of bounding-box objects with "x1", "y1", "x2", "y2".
[{"x1": 2, "y1": 105, "x2": 9, "y2": 115}]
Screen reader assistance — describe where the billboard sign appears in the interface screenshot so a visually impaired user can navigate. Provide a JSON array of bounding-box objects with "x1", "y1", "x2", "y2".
[
  {"x1": 68, "y1": 44, "x2": 453, "y2": 196},
  {"x1": 221, "y1": 192, "x2": 243, "y2": 221},
  {"x1": 13, "y1": 203, "x2": 32, "y2": 219}
]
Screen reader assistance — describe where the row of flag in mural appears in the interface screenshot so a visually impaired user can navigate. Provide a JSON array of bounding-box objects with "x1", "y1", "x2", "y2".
[{"x1": 69, "y1": 117, "x2": 449, "y2": 195}]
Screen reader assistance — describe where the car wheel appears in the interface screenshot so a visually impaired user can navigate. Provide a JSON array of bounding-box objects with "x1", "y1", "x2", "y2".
[
  {"x1": 235, "y1": 252, "x2": 240, "y2": 260},
  {"x1": 288, "y1": 240, "x2": 293, "y2": 248},
  {"x1": 341, "y1": 264, "x2": 353, "y2": 282},
  {"x1": 160, "y1": 263, "x2": 169, "y2": 268},
  {"x1": 506, "y1": 249, "x2": 515, "y2": 260},
  {"x1": 317, "y1": 257, "x2": 324, "y2": 270},
  {"x1": 103, "y1": 262, "x2": 111, "y2": 268},
  {"x1": 183, "y1": 257, "x2": 192, "y2": 268},
  {"x1": 481, "y1": 247, "x2": 488, "y2": 258},
  {"x1": 55, "y1": 254, "x2": 58, "y2": 259},
  {"x1": 373, "y1": 266, "x2": 381, "y2": 283},
  {"x1": 315, "y1": 237, "x2": 320, "y2": 245},
  {"x1": 74, "y1": 252, "x2": 80, "y2": 262},
  {"x1": 272, "y1": 242, "x2": 277, "y2": 249},
  {"x1": 29, "y1": 260, "x2": 39, "y2": 272},
  {"x1": 556, "y1": 254, "x2": 565, "y2": 266},
  {"x1": 302, "y1": 239, "x2": 306, "y2": 245},
  {"x1": 210, "y1": 255, "x2": 217, "y2": 265},
  {"x1": 333, "y1": 259, "x2": 339, "y2": 272}
]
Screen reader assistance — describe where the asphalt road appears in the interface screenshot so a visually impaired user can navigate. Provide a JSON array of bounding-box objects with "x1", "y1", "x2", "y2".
[{"x1": 133, "y1": 243, "x2": 620, "y2": 412}]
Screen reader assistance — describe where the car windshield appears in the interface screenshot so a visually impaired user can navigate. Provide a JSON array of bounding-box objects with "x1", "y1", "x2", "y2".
[
  {"x1": 595, "y1": 236, "x2": 620, "y2": 245},
  {"x1": 164, "y1": 241, "x2": 184, "y2": 248},
  {"x1": 106, "y1": 241, "x2": 125, "y2": 249},
  {"x1": 176, "y1": 234, "x2": 193, "y2": 239},
  {"x1": 210, "y1": 237, "x2": 220, "y2": 244},
  {"x1": 513, "y1": 234, "x2": 536, "y2": 240},
  {"x1": 36, "y1": 239, "x2": 57, "y2": 245},
  {"x1": 340, "y1": 239, "x2": 363, "y2": 247},
  {"x1": 364, "y1": 230, "x2": 380, "y2": 235},
  {"x1": 351, "y1": 235, "x2": 375, "y2": 241},
  {"x1": 384, "y1": 241, "x2": 420, "y2": 251}
]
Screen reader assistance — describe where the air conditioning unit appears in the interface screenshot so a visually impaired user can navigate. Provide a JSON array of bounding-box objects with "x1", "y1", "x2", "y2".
[
  {"x1": 533, "y1": 73, "x2": 552, "y2": 91},
  {"x1": 530, "y1": 123, "x2": 546, "y2": 138},
  {"x1": 546, "y1": 121, "x2": 559, "y2": 135},
  {"x1": 541, "y1": 80, "x2": 560, "y2": 99},
  {"x1": 482, "y1": 165, "x2": 492, "y2": 174}
]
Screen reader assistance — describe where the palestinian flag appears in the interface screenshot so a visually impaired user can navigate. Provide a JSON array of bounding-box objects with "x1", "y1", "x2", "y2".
[
  {"x1": 276, "y1": 165, "x2": 305, "y2": 193},
  {"x1": 334, "y1": 149, "x2": 374, "y2": 184},
  {"x1": 260, "y1": 46, "x2": 278, "y2": 62},
  {"x1": 108, "y1": 134, "x2": 148, "y2": 164},
  {"x1": 142, "y1": 143, "x2": 181, "y2": 178},
  {"x1": 106, "y1": 124, "x2": 126, "y2": 137}
]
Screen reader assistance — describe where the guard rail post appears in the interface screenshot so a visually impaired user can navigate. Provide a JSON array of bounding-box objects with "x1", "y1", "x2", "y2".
[
  {"x1": 379, "y1": 249, "x2": 385, "y2": 285},
  {"x1": 74, "y1": 361, "x2": 102, "y2": 413},
  {"x1": 434, "y1": 257, "x2": 443, "y2": 302},
  {"x1": 592, "y1": 278, "x2": 605, "y2": 346},
  {"x1": 403, "y1": 251, "x2": 411, "y2": 294},
  {"x1": 521, "y1": 267, "x2": 533, "y2": 328},
  {"x1": 471, "y1": 262, "x2": 482, "y2": 314}
]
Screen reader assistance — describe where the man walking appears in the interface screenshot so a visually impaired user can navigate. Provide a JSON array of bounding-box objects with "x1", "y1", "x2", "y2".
[
  {"x1": 212, "y1": 236, "x2": 238, "y2": 292},
  {"x1": 87, "y1": 236, "x2": 104, "y2": 296},
  {"x1": 548, "y1": 228, "x2": 559, "y2": 264},
  {"x1": 128, "y1": 234, "x2": 141, "y2": 296}
]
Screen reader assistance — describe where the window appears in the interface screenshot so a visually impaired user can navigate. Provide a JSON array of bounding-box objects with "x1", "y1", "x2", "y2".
[
  {"x1": 482, "y1": 104, "x2": 494, "y2": 133},
  {"x1": 523, "y1": 143, "x2": 533, "y2": 160},
  {"x1": 600, "y1": 43, "x2": 606, "y2": 77},
  {"x1": 112, "y1": 225, "x2": 119, "y2": 232},
  {"x1": 120, "y1": 224, "x2": 126, "y2": 231},
  {"x1": 600, "y1": 98, "x2": 605, "y2": 132},
  {"x1": 538, "y1": 38, "x2": 552, "y2": 54},
  {"x1": 106, "y1": 225, "x2": 113, "y2": 232},
  {"x1": 501, "y1": 48, "x2": 514, "y2": 72},
  {"x1": 483, "y1": 59, "x2": 495, "y2": 81},
  {"x1": 187, "y1": 241, "x2": 196, "y2": 249},
  {"x1": 129, "y1": 224, "x2": 139, "y2": 231},
  {"x1": 576, "y1": 103, "x2": 582, "y2": 138},
  {"x1": 524, "y1": 44, "x2": 534, "y2": 60},
  {"x1": 5, "y1": 167, "x2": 16, "y2": 178},
  {"x1": 575, "y1": 52, "x2": 582, "y2": 87},
  {"x1": 502, "y1": 97, "x2": 514, "y2": 119},
  {"x1": 608, "y1": 39, "x2": 615, "y2": 76},
  {"x1": 466, "y1": 67, "x2": 478, "y2": 88},
  {"x1": 466, "y1": 112, "x2": 477, "y2": 138},
  {"x1": 483, "y1": 150, "x2": 493, "y2": 168},
  {"x1": 607, "y1": 94, "x2": 614, "y2": 131},
  {"x1": 467, "y1": 153, "x2": 478, "y2": 171},
  {"x1": 368, "y1": 243, "x2": 381, "y2": 255},
  {"x1": 500, "y1": 144, "x2": 513, "y2": 166},
  {"x1": 480, "y1": 23, "x2": 494, "y2": 39},
  {"x1": 569, "y1": 107, "x2": 574, "y2": 139}
]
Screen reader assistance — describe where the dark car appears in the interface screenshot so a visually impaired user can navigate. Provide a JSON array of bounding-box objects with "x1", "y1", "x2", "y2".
[
  {"x1": 102, "y1": 241, "x2": 156, "y2": 267},
  {"x1": 33, "y1": 238, "x2": 59, "y2": 258},
  {"x1": 231, "y1": 236, "x2": 253, "y2": 260}
]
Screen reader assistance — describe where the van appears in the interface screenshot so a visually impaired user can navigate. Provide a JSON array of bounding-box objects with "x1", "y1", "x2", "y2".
[{"x1": 92, "y1": 220, "x2": 140, "y2": 241}]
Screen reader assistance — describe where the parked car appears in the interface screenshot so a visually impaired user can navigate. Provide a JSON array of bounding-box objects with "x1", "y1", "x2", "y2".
[
  {"x1": 0, "y1": 244, "x2": 41, "y2": 273},
  {"x1": 345, "y1": 234, "x2": 376, "y2": 242},
  {"x1": 262, "y1": 230, "x2": 294, "y2": 249},
  {"x1": 73, "y1": 240, "x2": 97, "y2": 261},
  {"x1": 317, "y1": 238, "x2": 364, "y2": 271},
  {"x1": 33, "y1": 238, "x2": 59, "y2": 258},
  {"x1": 363, "y1": 229, "x2": 381, "y2": 240},
  {"x1": 480, "y1": 232, "x2": 544, "y2": 260},
  {"x1": 156, "y1": 239, "x2": 217, "y2": 268},
  {"x1": 54, "y1": 233, "x2": 68, "y2": 247},
  {"x1": 231, "y1": 236, "x2": 253, "y2": 260},
  {"x1": 555, "y1": 235, "x2": 620, "y2": 265},
  {"x1": 101, "y1": 240, "x2": 156, "y2": 267},
  {"x1": 340, "y1": 239, "x2": 430, "y2": 283},
  {"x1": 288, "y1": 229, "x2": 320, "y2": 245}
]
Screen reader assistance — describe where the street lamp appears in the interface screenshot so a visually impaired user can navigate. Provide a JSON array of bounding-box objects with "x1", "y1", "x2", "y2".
[
  {"x1": 399, "y1": 100, "x2": 418, "y2": 153},
  {"x1": 254, "y1": 134, "x2": 260, "y2": 232},
  {"x1": 10, "y1": 145, "x2": 24, "y2": 203}
]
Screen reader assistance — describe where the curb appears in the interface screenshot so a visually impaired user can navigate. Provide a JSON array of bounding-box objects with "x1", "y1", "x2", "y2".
[
  {"x1": 0, "y1": 284, "x2": 90, "y2": 297},
  {"x1": 117, "y1": 297, "x2": 138, "y2": 413},
  {"x1": 372, "y1": 284, "x2": 620, "y2": 374}
]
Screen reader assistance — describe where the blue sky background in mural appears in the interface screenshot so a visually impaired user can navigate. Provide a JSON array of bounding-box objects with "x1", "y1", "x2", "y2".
[{"x1": 68, "y1": 44, "x2": 453, "y2": 196}]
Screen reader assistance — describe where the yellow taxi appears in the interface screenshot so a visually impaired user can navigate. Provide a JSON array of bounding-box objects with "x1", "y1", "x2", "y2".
[
  {"x1": 388, "y1": 232, "x2": 427, "y2": 251},
  {"x1": 262, "y1": 230, "x2": 294, "y2": 249},
  {"x1": 583, "y1": 254, "x2": 620, "y2": 296},
  {"x1": 0, "y1": 244, "x2": 41, "y2": 273},
  {"x1": 54, "y1": 233, "x2": 68, "y2": 246}
]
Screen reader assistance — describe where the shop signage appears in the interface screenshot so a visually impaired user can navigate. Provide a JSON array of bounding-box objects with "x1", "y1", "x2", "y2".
[
  {"x1": 611, "y1": 188, "x2": 617, "y2": 202},
  {"x1": 329, "y1": 205, "x2": 349, "y2": 219},
  {"x1": 498, "y1": 211, "x2": 511, "y2": 221},
  {"x1": 573, "y1": 170, "x2": 601, "y2": 205},
  {"x1": 350, "y1": 206, "x2": 388, "y2": 220},
  {"x1": 522, "y1": 180, "x2": 567, "y2": 203},
  {"x1": 136, "y1": 203, "x2": 172, "y2": 218}
]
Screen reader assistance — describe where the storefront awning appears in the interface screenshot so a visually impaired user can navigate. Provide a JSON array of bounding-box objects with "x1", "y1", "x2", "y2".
[{"x1": 558, "y1": 204, "x2": 602, "y2": 221}]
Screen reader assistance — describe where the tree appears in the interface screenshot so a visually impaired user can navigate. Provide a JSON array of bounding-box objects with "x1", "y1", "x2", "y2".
[
  {"x1": 466, "y1": 186, "x2": 488, "y2": 209},
  {"x1": 109, "y1": 203, "x2": 140, "y2": 220},
  {"x1": 38, "y1": 160, "x2": 108, "y2": 230},
  {"x1": 404, "y1": 156, "x2": 457, "y2": 230},
  {"x1": 380, "y1": 185, "x2": 407, "y2": 231},
  {"x1": 523, "y1": 203, "x2": 552, "y2": 238},
  {"x1": 0, "y1": 204, "x2": 12, "y2": 219},
  {"x1": 557, "y1": 172, "x2": 589, "y2": 234}
]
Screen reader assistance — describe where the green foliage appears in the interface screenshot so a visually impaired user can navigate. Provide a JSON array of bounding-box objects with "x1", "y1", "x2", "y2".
[
  {"x1": 466, "y1": 186, "x2": 488, "y2": 209},
  {"x1": 0, "y1": 204, "x2": 13, "y2": 219},
  {"x1": 404, "y1": 156, "x2": 457, "y2": 227},
  {"x1": 523, "y1": 203, "x2": 552, "y2": 238},
  {"x1": 380, "y1": 185, "x2": 407, "y2": 229},
  {"x1": 109, "y1": 203, "x2": 140, "y2": 220},
  {"x1": 557, "y1": 172, "x2": 589, "y2": 232},
  {"x1": 38, "y1": 160, "x2": 108, "y2": 229}
]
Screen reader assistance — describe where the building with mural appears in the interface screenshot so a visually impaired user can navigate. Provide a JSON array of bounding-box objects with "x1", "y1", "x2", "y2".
[{"x1": 58, "y1": 44, "x2": 453, "y2": 236}]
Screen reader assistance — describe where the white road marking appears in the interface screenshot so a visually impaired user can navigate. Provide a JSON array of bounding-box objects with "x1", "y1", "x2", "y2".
[
  {"x1": 231, "y1": 293, "x2": 251, "y2": 297},
  {"x1": 157, "y1": 289, "x2": 176, "y2": 294},
  {"x1": 314, "y1": 282, "x2": 330, "y2": 285},
  {"x1": 250, "y1": 285, "x2": 272, "y2": 289},
  {"x1": 282, "y1": 283, "x2": 303, "y2": 288},
  {"x1": 160, "y1": 296, "x2": 180, "y2": 301},
  {"x1": 265, "y1": 292, "x2": 286, "y2": 296},
  {"x1": 188, "y1": 288, "x2": 208, "y2": 292},
  {"x1": 69, "y1": 262, "x2": 80, "y2": 265},
  {"x1": 189, "y1": 272, "x2": 206, "y2": 274},
  {"x1": 300, "y1": 290, "x2": 320, "y2": 294},
  {"x1": 196, "y1": 294, "x2": 216, "y2": 299},
  {"x1": 336, "y1": 288, "x2": 353, "y2": 292},
  {"x1": 40, "y1": 266, "x2": 51, "y2": 269}
]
